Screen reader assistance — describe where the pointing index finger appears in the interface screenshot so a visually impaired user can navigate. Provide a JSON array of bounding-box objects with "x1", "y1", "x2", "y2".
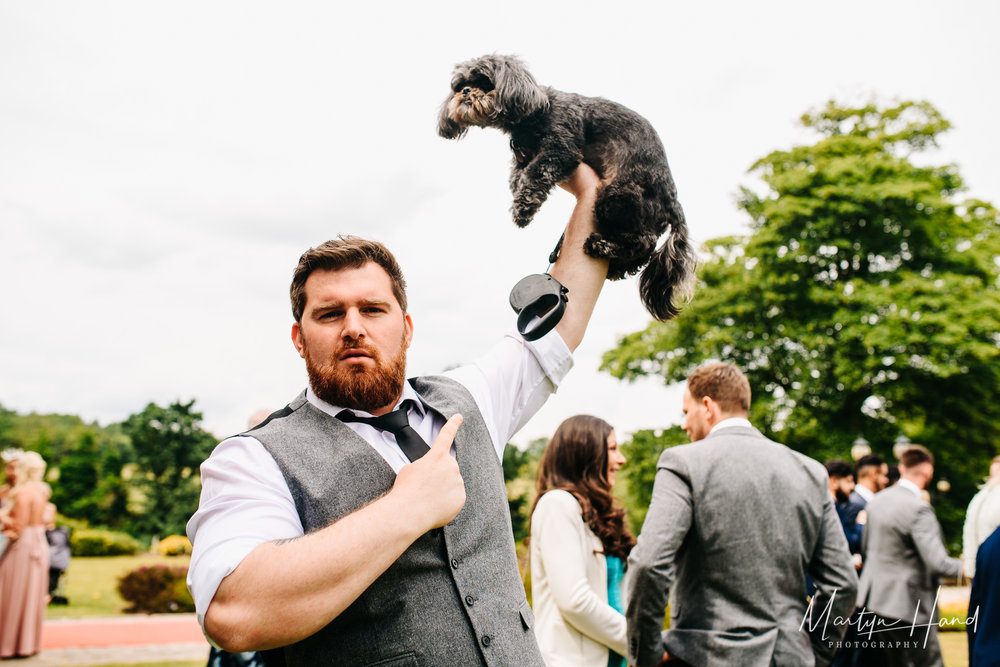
[{"x1": 432, "y1": 414, "x2": 463, "y2": 453}]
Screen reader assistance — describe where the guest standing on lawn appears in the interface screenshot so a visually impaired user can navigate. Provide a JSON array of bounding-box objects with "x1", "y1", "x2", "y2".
[{"x1": 0, "y1": 451, "x2": 50, "y2": 659}]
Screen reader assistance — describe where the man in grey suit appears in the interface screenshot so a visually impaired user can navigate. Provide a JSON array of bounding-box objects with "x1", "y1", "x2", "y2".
[
  {"x1": 626, "y1": 362, "x2": 858, "y2": 667},
  {"x1": 856, "y1": 445, "x2": 962, "y2": 667}
]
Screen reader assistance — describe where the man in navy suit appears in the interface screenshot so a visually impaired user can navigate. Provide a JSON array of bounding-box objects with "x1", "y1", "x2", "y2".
[
  {"x1": 826, "y1": 459, "x2": 863, "y2": 554},
  {"x1": 968, "y1": 525, "x2": 1000, "y2": 667}
]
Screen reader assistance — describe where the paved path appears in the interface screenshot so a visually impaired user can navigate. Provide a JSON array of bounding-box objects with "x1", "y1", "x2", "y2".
[
  {"x1": 11, "y1": 586, "x2": 974, "y2": 665},
  {"x1": 11, "y1": 615, "x2": 211, "y2": 666}
]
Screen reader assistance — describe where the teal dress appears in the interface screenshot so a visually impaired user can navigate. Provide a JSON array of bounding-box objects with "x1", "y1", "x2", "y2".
[{"x1": 606, "y1": 555, "x2": 627, "y2": 667}]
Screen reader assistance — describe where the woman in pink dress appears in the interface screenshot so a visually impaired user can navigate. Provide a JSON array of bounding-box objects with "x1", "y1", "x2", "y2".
[{"x1": 0, "y1": 451, "x2": 50, "y2": 659}]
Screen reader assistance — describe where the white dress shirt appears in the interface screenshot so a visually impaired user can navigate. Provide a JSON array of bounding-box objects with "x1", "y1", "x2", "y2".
[
  {"x1": 854, "y1": 484, "x2": 875, "y2": 504},
  {"x1": 708, "y1": 417, "x2": 753, "y2": 434},
  {"x1": 186, "y1": 329, "x2": 572, "y2": 628},
  {"x1": 897, "y1": 478, "x2": 923, "y2": 500}
]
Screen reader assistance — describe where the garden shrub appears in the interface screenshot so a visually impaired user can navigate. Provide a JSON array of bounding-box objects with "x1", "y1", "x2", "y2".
[
  {"x1": 71, "y1": 528, "x2": 142, "y2": 556},
  {"x1": 118, "y1": 564, "x2": 194, "y2": 613},
  {"x1": 158, "y1": 534, "x2": 193, "y2": 556}
]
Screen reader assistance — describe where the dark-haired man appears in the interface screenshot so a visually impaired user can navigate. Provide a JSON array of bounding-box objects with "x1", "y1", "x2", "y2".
[
  {"x1": 626, "y1": 362, "x2": 857, "y2": 667},
  {"x1": 187, "y1": 166, "x2": 607, "y2": 665},
  {"x1": 843, "y1": 454, "x2": 889, "y2": 547},
  {"x1": 857, "y1": 445, "x2": 962, "y2": 667},
  {"x1": 826, "y1": 459, "x2": 862, "y2": 554}
]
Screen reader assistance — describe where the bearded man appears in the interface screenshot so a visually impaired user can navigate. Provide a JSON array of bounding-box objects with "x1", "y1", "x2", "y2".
[{"x1": 186, "y1": 166, "x2": 607, "y2": 666}]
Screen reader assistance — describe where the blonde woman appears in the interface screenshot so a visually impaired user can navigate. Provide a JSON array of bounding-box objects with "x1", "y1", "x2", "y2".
[
  {"x1": 529, "y1": 415, "x2": 633, "y2": 667},
  {"x1": 0, "y1": 451, "x2": 49, "y2": 659}
]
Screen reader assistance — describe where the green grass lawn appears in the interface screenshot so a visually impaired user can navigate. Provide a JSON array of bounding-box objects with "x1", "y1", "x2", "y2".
[
  {"x1": 47, "y1": 554, "x2": 191, "y2": 619},
  {"x1": 941, "y1": 630, "x2": 968, "y2": 667},
  {"x1": 84, "y1": 663, "x2": 203, "y2": 667}
]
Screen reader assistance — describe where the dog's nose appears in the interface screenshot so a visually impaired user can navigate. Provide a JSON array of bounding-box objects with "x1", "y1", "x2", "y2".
[{"x1": 462, "y1": 87, "x2": 472, "y2": 96}]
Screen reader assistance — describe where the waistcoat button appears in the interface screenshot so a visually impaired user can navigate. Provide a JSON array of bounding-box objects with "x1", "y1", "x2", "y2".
[
  {"x1": 451, "y1": 558, "x2": 459, "y2": 569},
  {"x1": 465, "y1": 595, "x2": 475, "y2": 606},
  {"x1": 481, "y1": 635, "x2": 491, "y2": 647}
]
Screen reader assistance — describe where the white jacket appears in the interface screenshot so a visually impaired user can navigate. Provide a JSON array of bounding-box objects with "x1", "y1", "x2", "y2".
[
  {"x1": 963, "y1": 479, "x2": 1000, "y2": 578},
  {"x1": 530, "y1": 489, "x2": 627, "y2": 667}
]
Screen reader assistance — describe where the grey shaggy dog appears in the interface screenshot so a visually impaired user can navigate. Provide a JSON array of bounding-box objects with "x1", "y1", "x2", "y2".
[{"x1": 438, "y1": 53, "x2": 696, "y2": 321}]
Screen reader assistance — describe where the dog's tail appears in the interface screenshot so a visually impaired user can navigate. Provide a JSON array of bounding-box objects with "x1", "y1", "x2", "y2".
[{"x1": 639, "y1": 213, "x2": 697, "y2": 321}]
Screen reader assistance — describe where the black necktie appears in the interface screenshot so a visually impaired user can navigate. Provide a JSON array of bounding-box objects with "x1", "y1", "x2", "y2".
[{"x1": 337, "y1": 400, "x2": 430, "y2": 462}]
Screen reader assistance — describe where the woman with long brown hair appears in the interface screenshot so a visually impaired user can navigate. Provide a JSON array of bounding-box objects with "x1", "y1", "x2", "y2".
[{"x1": 529, "y1": 415, "x2": 634, "y2": 667}]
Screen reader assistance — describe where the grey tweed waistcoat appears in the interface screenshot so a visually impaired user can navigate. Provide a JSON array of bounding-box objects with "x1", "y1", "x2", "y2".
[{"x1": 248, "y1": 376, "x2": 543, "y2": 667}]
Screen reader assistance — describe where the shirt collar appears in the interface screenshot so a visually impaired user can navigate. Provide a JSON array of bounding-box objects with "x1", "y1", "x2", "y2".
[
  {"x1": 855, "y1": 485, "x2": 874, "y2": 503},
  {"x1": 305, "y1": 381, "x2": 427, "y2": 420},
  {"x1": 897, "y1": 478, "x2": 923, "y2": 500},
  {"x1": 709, "y1": 417, "x2": 753, "y2": 435}
]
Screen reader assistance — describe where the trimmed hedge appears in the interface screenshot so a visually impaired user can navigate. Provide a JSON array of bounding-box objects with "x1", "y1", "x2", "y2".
[
  {"x1": 157, "y1": 534, "x2": 193, "y2": 556},
  {"x1": 71, "y1": 528, "x2": 142, "y2": 556},
  {"x1": 118, "y1": 564, "x2": 194, "y2": 613}
]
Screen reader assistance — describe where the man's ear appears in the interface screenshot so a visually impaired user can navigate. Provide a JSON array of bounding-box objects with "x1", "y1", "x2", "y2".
[
  {"x1": 701, "y1": 395, "x2": 714, "y2": 415},
  {"x1": 404, "y1": 313, "x2": 414, "y2": 349},
  {"x1": 701, "y1": 396, "x2": 721, "y2": 425},
  {"x1": 292, "y1": 322, "x2": 305, "y2": 358}
]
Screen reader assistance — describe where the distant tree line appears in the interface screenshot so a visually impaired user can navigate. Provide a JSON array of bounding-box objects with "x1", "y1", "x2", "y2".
[{"x1": 0, "y1": 400, "x2": 214, "y2": 542}]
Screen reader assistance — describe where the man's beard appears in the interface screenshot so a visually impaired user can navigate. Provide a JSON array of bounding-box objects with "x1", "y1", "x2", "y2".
[
  {"x1": 834, "y1": 488, "x2": 850, "y2": 504},
  {"x1": 305, "y1": 335, "x2": 407, "y2": 413}
]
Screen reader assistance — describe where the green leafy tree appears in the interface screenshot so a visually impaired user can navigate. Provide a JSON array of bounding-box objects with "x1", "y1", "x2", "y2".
[
  {"x1": 0, "y1": 405, "x2": 132, "y2": 528},
  {"x1": 620, "y1": 426, "x2": 688, "y2": 533},
  {"x1": 122, "y1": 400, "x2": 216, "y2": 539},
  {"x1": 602, "y1": 100, "x2": 1000, "y2": 548},
  {"x1": 504, "y1": 437, "x2": 547, "y2": 542}
]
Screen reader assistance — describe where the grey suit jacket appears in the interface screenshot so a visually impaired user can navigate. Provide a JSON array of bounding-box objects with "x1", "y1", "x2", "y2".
[
  {"x1": 857, "y1": 483, "x2": 961, "y2": 625},
  {"x1": 626, "y1": 425, "x2": 858, "y2": 667}
]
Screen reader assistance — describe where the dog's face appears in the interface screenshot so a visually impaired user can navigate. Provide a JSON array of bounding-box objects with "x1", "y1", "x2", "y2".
[{"x1": 437, "y1": 54, "x2": 549, "y2": 139}]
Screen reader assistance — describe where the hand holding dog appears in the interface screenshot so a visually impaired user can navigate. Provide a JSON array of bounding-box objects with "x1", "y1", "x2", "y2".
[
  {"x1": 558, "y1": 162, "x2": 601, "y2": 201},
  {"x1": 438, "y1": 54, "x2": 696, "y2": 321}
]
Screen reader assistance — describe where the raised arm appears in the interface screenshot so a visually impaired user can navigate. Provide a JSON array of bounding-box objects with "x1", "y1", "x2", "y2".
[
  {"x1": 550, "y1": 163, "x2": 608, "y2": 352},
  {"x1": 203, "y1": 415, "x2": 465, "y2": 651}
]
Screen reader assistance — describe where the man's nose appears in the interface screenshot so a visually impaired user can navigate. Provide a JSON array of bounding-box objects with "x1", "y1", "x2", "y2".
[{"x1": 342, "y1": 309, "x2": 365, "y2": 338}]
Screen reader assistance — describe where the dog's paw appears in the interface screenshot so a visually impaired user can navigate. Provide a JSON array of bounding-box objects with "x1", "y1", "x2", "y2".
[
  {"x1": 512, "y1": 197, "x2": 542, "y2": 227},
  {"x1": 512, "y1": 209, "x2": 536, "y2": 227},
  {"x1": 583, "y1": 234, "x2": 616, "y2": 258}
]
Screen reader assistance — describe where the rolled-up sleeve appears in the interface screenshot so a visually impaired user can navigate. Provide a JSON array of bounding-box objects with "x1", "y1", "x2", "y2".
[{"x1": 186, "y1": 436, "x2": 302, "y2": 631}]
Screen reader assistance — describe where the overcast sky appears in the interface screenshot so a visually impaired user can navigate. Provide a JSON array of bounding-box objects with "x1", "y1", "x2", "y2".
[{"x1": 2, "y1": 1, "x2": 998, "y2": 447}]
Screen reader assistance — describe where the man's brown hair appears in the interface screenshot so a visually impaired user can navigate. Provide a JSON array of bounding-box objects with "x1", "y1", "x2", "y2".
[
  {"x1": 290, "y1": 235, "x2": 408, "y2": 323},
  {"x1": 899, "y1": 444, "x2": 934, "y2": 469},
  {"x1": 686, "y1": 362, "x2": 751, "y2": 414}
]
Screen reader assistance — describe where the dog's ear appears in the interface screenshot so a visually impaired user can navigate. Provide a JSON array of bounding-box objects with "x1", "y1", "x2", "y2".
[
  {"x1": 491, "y1": 56, "x2": 549, "y2": 121},
  {"x1": 437, "y1": 95, "x2": 467, "y2": 139}
]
